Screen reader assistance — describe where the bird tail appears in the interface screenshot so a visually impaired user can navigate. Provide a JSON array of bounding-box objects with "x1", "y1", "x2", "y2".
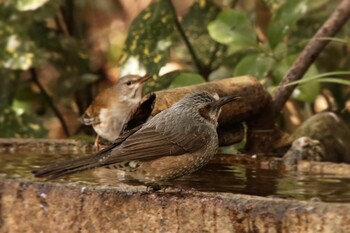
[
  {"x1": 32, "y1": 146, "x2": 112, "y2": 179},
  {"x1": 32, "y1": 126, "x2": 141, "y2": 179}
]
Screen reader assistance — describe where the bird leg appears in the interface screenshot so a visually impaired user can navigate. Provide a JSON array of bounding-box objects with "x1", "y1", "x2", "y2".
[{"x1": 94, "y1": 135, "x2": 100, "y2": 151}]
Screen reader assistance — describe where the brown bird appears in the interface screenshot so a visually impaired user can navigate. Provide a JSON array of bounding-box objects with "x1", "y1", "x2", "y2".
[
  {"x1": 33, "y1": 92, "x2": 240, "y2": 183},
  {"x1": 81, "y1": 74, "x2": 150, "y2": 146}
]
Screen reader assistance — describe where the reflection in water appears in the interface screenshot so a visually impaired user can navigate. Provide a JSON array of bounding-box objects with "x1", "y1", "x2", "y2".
[{"x1": 1, "y1": 152, "x2": 350, "y2": 202}]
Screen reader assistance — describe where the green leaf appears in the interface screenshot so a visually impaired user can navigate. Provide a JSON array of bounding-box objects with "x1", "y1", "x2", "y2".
[
  {"x1": 143, "y1": 71, "x2": 178, "y2": 94},
  {"x1": 180, "y1": 0, "x2": 221, "y2": 65},
  {"x1": 169, "y1": 72, "x2": 206, "y2": 89},
  {"x1": 144, "y1": 71, "x2": 206, "y2": 93},
  {"x1": 272, "y1": 56, "x2": 291, "y2": 85},
  {"x1": 233, "y1": 54, "x2": 274, "y2": 79},
  {"x1": 285, "y1": 71, "x2": 350, "y2": 86},
  {"x1": 272, "y1": 55, "x2": 320, "y2": 102},
  {"x1": 267, "y1": 0, "x2": 308, "y2": 49},
  {"x1": 310, "y1": 78, "x2": 350, "y2": 86},
  {"x1": 0, "y1": 33, "x2": 40, "y2": 70},
  {"x1": 292, "y1": 64, "x2": 319, "y2": 102},
  {"x1": 119, "y1": 0, "x2": 175, "y2": 75},
  {"x1": 12, "y1": 0, "x2": 50, "y2": 11},
  {"x1": 208, "y1": 10, "x2": 257, "y2": 48}
]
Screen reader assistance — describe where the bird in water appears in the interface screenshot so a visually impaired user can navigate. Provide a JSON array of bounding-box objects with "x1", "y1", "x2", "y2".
[{"x1": 34, "y1": 91, "x2": 240, "y2": 183}]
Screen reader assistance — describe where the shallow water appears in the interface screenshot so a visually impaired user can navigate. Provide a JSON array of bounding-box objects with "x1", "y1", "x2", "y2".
[{"x1": 1, "y1": 151, "x2": 350, "y2": 203}]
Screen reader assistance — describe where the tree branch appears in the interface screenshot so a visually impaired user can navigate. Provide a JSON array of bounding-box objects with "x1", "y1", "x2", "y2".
[
  {"x1": 30, "y1": 69, "x2": 70, "y2": 137},
  {"x1": 272, "y1": 0, "x2": 350, "y2": 113},
  {"x1": 167, "y1": 0, "x2": 204, "y2": 75},
  {"x1": 54, "y1": 10, "x2": 70, "y2": 36}
]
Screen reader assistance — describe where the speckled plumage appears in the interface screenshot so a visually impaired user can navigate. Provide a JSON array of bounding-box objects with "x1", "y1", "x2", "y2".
[{"x1": 33, "y1": 92, "x2": 239, "y2": 182}]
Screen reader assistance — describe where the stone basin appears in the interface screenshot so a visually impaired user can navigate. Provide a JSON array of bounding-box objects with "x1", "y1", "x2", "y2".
[{"x1": 1, "y1": 139, "x2": 350, "y2": 233}]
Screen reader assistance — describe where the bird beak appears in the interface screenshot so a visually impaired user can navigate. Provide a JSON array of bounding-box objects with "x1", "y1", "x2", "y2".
[
  {"x1": 211, "y1": 95, "x2": 240, "y2": 109},
  {"x1": 138, "y1": 75, "x2": 152, "y2": 84}
]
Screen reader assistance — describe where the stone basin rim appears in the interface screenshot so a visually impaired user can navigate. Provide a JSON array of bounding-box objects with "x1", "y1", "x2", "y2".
[{"x1": 2, "y1": 177, "x2": 350, "y2": 209}]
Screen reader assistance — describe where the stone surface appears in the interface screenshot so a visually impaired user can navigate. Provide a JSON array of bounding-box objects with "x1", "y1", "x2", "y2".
[{"x1": 1, "y1": 178, "x2": 350, "y2": 233}]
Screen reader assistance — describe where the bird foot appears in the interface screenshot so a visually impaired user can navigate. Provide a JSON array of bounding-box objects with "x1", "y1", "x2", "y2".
[{"x1": 146, "y1": 184, "x2": 163, "y2": 192}]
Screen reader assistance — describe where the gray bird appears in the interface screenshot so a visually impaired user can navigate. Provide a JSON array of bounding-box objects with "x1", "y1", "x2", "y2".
[
  {"x1": 80, "y1": 74, "x2": 150, "y2": 146},
  {"x1": 33, "y1": 91, "x2": 239, "y2": 183}
]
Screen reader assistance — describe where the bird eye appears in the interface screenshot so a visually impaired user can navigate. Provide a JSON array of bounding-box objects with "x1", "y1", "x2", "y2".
[{"x1": 126, "y1": 81, "x2": 132, "y2": 86}]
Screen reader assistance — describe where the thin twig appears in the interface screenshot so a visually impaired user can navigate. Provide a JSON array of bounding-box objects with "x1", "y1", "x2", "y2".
[
  {"x1": 54, "y1": 11, "x2": 70, "y2": 36},
  {"x1": 60, "y1": 0, "x2": 75, "y2": 36},
  {"x1": 30, "y1": 68, "x2": 70, "y2": 137},
  {"x1": 167, "y1": 0, "x2": 203, "y2": 74},
  {"x1": 207, "y1": 43, "x2": 222, "y2": 71},
  {"x1": 272, "y1": 0, "x2": 350, "y2": 113}
]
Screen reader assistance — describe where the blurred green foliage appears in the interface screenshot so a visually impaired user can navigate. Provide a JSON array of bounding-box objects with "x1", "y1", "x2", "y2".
[
  {"x1": 123, "y1": 0, "x2": 350, "y2": 117},
  {"x1": 0, "y1": 0, "x2": 97, "y2": 138},
  {"x1": 208, "y1": 9, "x2": 256, "y2": 48},
  {"x1": 0, "y1": 0, "x2": 349, "y2": 138},
  {"x1": 119, "y1": 0, "x2": 174, "y2": 75}
]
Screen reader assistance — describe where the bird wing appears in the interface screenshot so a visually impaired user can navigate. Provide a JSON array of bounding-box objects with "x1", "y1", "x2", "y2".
[
  {"x1": 33, "y1": 109, "x2": 212, "y2": 179},
  {"x1": 80, "y1": 87, "x2": 115, "y2": 126},
  {"x1": 99, "y1": 122, "x2": 209, "y2": 165},
  {"x1": 80, "y1": 111, "x2": 101, "y2": 125}
]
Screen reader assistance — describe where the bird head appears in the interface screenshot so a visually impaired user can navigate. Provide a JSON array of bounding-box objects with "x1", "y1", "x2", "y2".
[
  {"x1": 177, "y1": 91, "x2": 240, "y2": 125},
  {"x1": 118, "y1": 74, "x2": 151, "y2": 103}
]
